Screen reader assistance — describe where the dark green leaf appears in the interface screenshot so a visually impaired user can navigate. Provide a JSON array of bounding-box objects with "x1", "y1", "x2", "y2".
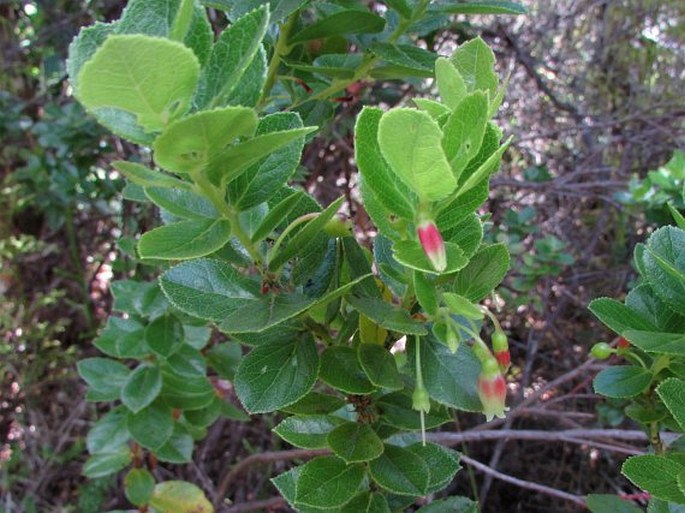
[
  {"x1": 145, "y1": 187, "x2": 218, "y2": 219},
  {"x1": 369, "y1": 444, "x2": 429, "y2": 496},
  {"x1": 319, "y1": 346, "x2": 376, "y2": 394},
  {"x1": 624, "y1": 331, "x2": 685, "y2": 356},
  {"x1": 144, "y1": 314, "x2": 184, "y2": 358},
  {"x1": 642, "y1": 227, "x2": 685, "y2": 312},
  {"x1": 656, "y1": 378, "x2": 685, "y2": 431},
  {"x1": 280, "y1": 392, "x2": 347, "y2": 415},
  {"x1": 593, "y1": 366, "x2": 652, "y2": 398},
  {"x1": 87, "y1": 407, "x2": 130, "y2": 454},
  {"x1": 155, "y1": 425, "x2": 194, "y2": 463},
  {"x1": 235, "y1": 335, "x2": 319, "y2": 413},
  {"x1": 289, "y1": 11, "x2": 385, "y2": 44},
  {"x1": 124, "y1": 468, "x2": 155, "y2": 507},
  {"x1": 589, "y1": 298, "x2": 657, "y2": 336},
  {"x1": 127, "y1": 401, "x2": 174, "y2": 451},
  {"x1": 623, "y1": 455, "x2": 685, "y2": 503},
  {"x1": 358, "y1": 344, "x2": 403, "y2": 390},
  {"x1": 376, "y1": 392, "x2": 451, "y2": 431},
  {"x1": 406, "y1": 442, "x2": 461, "y2": 493},
  {"x1": 586, "y1": 494, "x2": 645, "y2": 513},
  {"x1": 434, "y1": 1, "x2": 526, "y2": 15},
  {"x1": 453, "y1": 243, "x2": 510, "y2": 302},
  {"x1": 294, "y1": 456, "x2": 366, "y2": 509},
  {"x1": 274, "y1": 415, "x2": 345, "y2": 449},
  {"x1": 78, "y1": 358, "x2": 131, "y2": 401},
  {"x1": 121, "y1": 365, "x2": 163, "y2": 414},
  {"x1": 414, "y1": 496, "x2": 478, "y2": 513},
  {"x1": 347, "y1": 295, "x2": 426, "y2": 336},
  {"x1": 83, "y1": 448, "x2": 131, "y2": 478},
  {"x1": 327, "y1": 422, "x2": 384, "y2": 463},
  {"x1": 207, "y1": 342, "x2": 242, "y2": 380}
]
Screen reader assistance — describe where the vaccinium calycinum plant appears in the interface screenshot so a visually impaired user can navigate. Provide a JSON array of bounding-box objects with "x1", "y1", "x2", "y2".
[{"x1": 69, "y1": 0, "x2": 523, "y2": 510}]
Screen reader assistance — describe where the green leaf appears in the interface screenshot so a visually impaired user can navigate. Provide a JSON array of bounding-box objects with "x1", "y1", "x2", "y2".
[
  {"x1": 406, "y1": 442, "x2": 461, "y2": 493},
  {"x1": 274, "y1": 415, "x2": 346, "y2": 449},
  {"x1": 371, "y1": 43, "x2": 437, "y2": 76},
  {"x1": 153, "y1": 106, "x2": 258, "y2": 174},
  {"x1": 138, "y1": 219, "x2": 232, "y2": 260},
  {"x1": 378, "y1": 108, "x2": 456, "y2": 201},
  {"x1": 124, "y1": 468, "x2": 156, "y2": 507},
  {"x1": 320, "y1": 346, "x2": 376, "y2": 394},
  {"x1": 435, "y1": 1, "x2": 526, "y2": 15},
  {"x1": 77, "y1": 35, "x2": 199, "y2": 132},
  {"x1": 623, "y1": 455, "x2": 685, "y2": 504},
  {"x1": 155, "y1": 425, "x2": 194, "y2": 463},
  {"x1": 207, "y1": 342, "x2": 242, "y2": 380},
  {"x1": 454, "y1": 243, "x2": 510, "y2": 301},
  {"x1": 413, "y1": 271, "x2": 439, "y2": 316},
  {"x1": 623, "y1": 331, "x2": 685, "y2": 356},
  {"x1": 268, "y1": 196, "x2": 344, "y2": 271},
  {"x1": 289, "y1": 10, "x2": 385, "y2": 44},
  {"x1": 235, "y1": 335, "x2": 319, "y2": 413},
  {"x1": 113, "y1": 161, "x2": 188, "y2": 189},
  {"x1": 393, "y1": 240, "x2": 468, "y2": 275},
  {"x1": 169, "y1": 0, "x2": 194, "y2": 41},
  {"x1": 145, "y1": 315, "x2": 184, "y2": 358},
  {"x1": 347, "y1": 295, "x2": 427, "y2": 336},
  {"x1": 68, "y1": 22, "x2": 117, "y2": 93},
  {"x1": 83, "y1": 448, "x2": 132, "y2": 479},
  {"x1": 586, "y1": 494, "x2": 647, "y2": 513},
  {"x1": 280, "y1": 392, "x2": 347, "y2": 415},
  {"x1": 206, "y1": 126, "x2": 316, "y2": 186},
  {"x1": 251, "y1": 192, "x2": 303, "y2": 243},
  {"x1": 450, "y1": 36, "x2": 498, "y2": 96},
  {"x1": 657, "y1": 378, "x2": 685, "y2": 431},
  {"x1": 589, "y1": 298, "x2": 658, "y2": 335},
  {"x1": 376, "y1": 392, "x2": 451, "y2": 431},
  {"x1": 78, "y1": 358, "x2": 131, "y2": 401},
  {"x1": 127, "y1": 401, "x2": 174, "y2": 451},
  {"x1": 121, "y1": 365, "x2": 163, "y2": 414},
  {"x1": 223, "y1": 45, "x2": 266, "y2": 108},
  {"x1": 87, "y1": 407, "x2": 130, "y2": 454},
  {"x1": 641, "y1": 226, "x2": 685, "y2": 312},
  {"x1": 442, "y1": 92, "x2": 489, "y2": 179},
  {"x1": 149, "y1": 480, "x2": 213, "y2": 513},
  {"x1": 328, "y1": 422, "x2": 384, "y2": 463},
  {"x1": 355, "y1": 107, "x2": 416, "y2": 220},
  {"x1": 160, "y1": 372, "x2": 215, "y2": 411},
  {"x1": 294, "y1": 456, "x2": 366, "y2": 509},
  {"x1": 454, "y1": 136, "x2": 512, "y2": 199},
  {"x1": 414, "y1": 98, "x2": 452, "y2": 120},
  {"x1": 383, "y1": 0, "x2": 412, "y2": 18},
  {"x1": 443, "y1": 213, "x2": 483, "y2": 259},
  {"x1": 369, "y1": 444, "x2": 430, "y2": 496},
  {"x1": 626, "y1": 284, "x2": 685, "y2": 333},
  {"x1": 593, "y1": 366, "x2": 652, "y2": 398},
  {"x1": 289, "y1": 54, "x2": 364, "y2": 79},
  {"x1": 93, "y1": 316, "x2": 146, "y2": 359},
  {"x1": 358, "y1": 344, "x2": 403, "y2": 390},
  {"x1": 145, "y1": 187, "x2": 217, "y2": 220},
  {"x1": 195, "y1": 5, "x2": 269, "y2": 109},
  {"x1": 435, "y1": 57, "x2": 467, "y2": 110},
  {"x1": 229, "y1": 112, "x2": 306, "y2": 210},
  {"x1": 414, "y1": 496, "x2": 477, "y2": 513},
  {"x1": 410, "y1": 336, "x2": 482, "y2": 411},
  {"x1": 443, "y1": 293, "x2": 483, "y2": 320}
]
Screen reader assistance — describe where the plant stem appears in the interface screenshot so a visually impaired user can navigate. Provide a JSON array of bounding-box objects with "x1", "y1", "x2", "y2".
[{"x1": 259, "y1": 12, "x2": 298, "y2": 107}]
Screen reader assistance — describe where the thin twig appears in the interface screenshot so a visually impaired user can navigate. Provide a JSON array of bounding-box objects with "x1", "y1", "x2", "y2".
[
  {"x1": 222, "y1": 496, "x2": 286, "y2": 513},
  {"x1": 460, "y1": 454, "x2": 587, "y2": 507}
]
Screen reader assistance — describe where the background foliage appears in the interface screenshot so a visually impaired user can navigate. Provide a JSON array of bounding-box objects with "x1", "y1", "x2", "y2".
[{"x1": 1, "y1": 1, "x2": 684, "y2": 512}]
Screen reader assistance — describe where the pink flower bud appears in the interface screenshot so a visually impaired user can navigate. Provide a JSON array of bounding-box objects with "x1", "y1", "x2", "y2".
[
  {"x1": 492, "y1": 331, "x2": 510, "y2": 372},
  {"x1": 477, "y1": 358, "x2": 508, "y2": 422},
  {"x1": 417, "y1": 219, "x2": 447, "y2": 272}
]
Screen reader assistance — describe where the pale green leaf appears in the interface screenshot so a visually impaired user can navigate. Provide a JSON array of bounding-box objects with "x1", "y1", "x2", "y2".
[
  {"x1": 138, "y1": 219, "x2": 232, "y2": 260},
  {"x1": 77, "y1": 35, "x2": 200, "y2": 132},
  {"x1": 149, "y1": 480, "x2": 214, "y2": 513},
  {"x1": 112, "y1": 161, "x2": 189, "y2": 189},
  {"x1": 450, "y1": 36, "x2": 498, "y2": 95},
  {"x1": 393, "y1": 240, "x2": 468, "y2": 275},
  {"x1": 435, "y1": 57, "x2": 467, "y2": 109},
  {"x1": 441, "y1": 91, "x2": 489, "y2": 179},
  {"x1": 145, "y1": 187, "x2": 217, "y2": 219},
  {"x1": 378, "y1": 108, "x2": 456, "y2": 201}
]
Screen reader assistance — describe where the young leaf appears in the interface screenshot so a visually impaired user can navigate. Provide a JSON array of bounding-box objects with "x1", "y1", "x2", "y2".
[
  {"x1": 378, "y1": 108, "x2": 456, "y2": 201},
  {"x1": 393, "y1": 240, "x2": 468, "y2": 275},
  {"x1": 294, "y1": 456, "x2": 366, "y2": 509},
  {"x1": 450, "y1": 37, "x2": 498, "y2": 96},
  {"x1": 153, "y1": 106, "x2": 258, "y2": 174},
  {"x1": 289, "y1": 10, "x2": 385, "y2": 44},
  {"x1": 234, "y1": 335, "x2": 319, "y2": 413},
  {"x1": 355, "y1": 107, "x2": 416, "y2": 220},
  {"x1": 368, "y1": 444, "x2": 430, "y2": 496},
  {"x1": 441, "y1": 91, "x2": 489, "y2": 179},
  {"x1": 327, "y1": 422, "x2": 385, "y2": 464},
  {"x1": 453, "y1": 136, "x2": 512, "y2": 199},
  {"x1": 77, "y1": 35, "x2": 200, "y2": 132},
  {"x1": 442, "y1": 293, "x2": 483, "y2": 320},
  {"x1": 593, "y1": 366, "x2": 652, "y2": 398},
  {"x1": 195, "y1": 5, "x2": 269, "y2": 109},
  {"x1": 274, "y1": 415, "x2": 346, "y2": 449},
  {"x1": 138, "y1": 219, "x2": 232, "y2": 260},
  {"x1": 121, "y1": 364, "x2": 163, "y2": 414},
  {"x1": 435, "y1": 57, "x2": 467, "y2": 109},
  {"x1": 622, "y1": 455, "x2": 685, "y2": 504}
]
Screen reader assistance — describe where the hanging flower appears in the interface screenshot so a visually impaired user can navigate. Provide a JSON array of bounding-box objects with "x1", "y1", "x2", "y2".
[
  {"x1": 477, "y1": 357, "x2": 508, "y2": 421},
  {"x1": 417, "y1": 218, "x2": 447, "y2": 272},
  {"x1": 492, "y1": 330, "x2": 510, "y2": 372}
]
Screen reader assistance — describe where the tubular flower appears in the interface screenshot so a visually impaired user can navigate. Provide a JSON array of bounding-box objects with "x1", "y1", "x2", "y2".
[
  {"x1": 492, "y1": 330, "x2": 510, "y2": 372},
  {"x1": 417, "y1": 218, "x2": 447, "y2": 272},
  {"x1": 477, "y1": 357, "x2": 508, "y2": 422}
]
